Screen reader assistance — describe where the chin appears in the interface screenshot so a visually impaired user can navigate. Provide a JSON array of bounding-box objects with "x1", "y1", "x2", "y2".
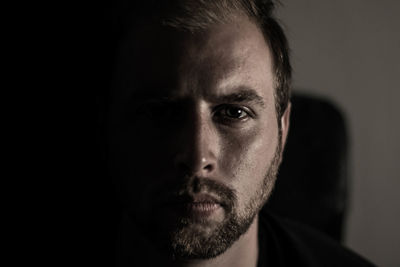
[{"x1": 165, "y1": 210, "x2": 257, "y2": 260}]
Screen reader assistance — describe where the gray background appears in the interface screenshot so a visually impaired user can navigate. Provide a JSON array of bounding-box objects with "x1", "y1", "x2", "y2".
[{"x1": 276, "y1": 1, "x2": 400, "y2": 266}]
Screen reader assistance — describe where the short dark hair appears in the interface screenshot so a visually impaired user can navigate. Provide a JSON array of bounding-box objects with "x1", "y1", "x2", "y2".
[{"x1": 111, "y1": 0, "x2": 291, "y2": 122}]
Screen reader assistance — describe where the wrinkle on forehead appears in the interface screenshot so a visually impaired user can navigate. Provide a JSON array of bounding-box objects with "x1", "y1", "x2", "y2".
[
  {"x1": 176, "y1": 16, "x2": 274, "y2": 101},
  {"x1": 112, "y1": 14, "x2": 275, "y2": 106}
]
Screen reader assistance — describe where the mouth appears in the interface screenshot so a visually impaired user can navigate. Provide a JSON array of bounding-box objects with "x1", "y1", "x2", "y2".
[
  {"x1": 164, "y1": 193, "x2": 225, "y2": 220},
  {"x1": 185, "y1": 202, "x2": 222, "y2": 219},
  {"x1": 185, "y1": 194, "x2": 222, "y2": 217}
]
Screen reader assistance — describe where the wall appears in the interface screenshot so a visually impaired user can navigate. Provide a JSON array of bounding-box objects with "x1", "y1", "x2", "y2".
[{"x1": 276, "y1": 1, "x2": 400, "y2": 266}]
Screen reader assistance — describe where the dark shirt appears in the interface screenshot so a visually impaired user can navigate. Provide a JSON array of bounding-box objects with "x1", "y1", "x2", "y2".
[{"x1": 257, "y1": 212, "x2": 376, "y2": 267}]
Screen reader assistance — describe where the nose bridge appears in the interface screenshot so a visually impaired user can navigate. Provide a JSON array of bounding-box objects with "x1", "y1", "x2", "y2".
[
  {"x1": 196, "y1": 105, "x2": 218, "y2": 161},
  {"x1": 175, "y1": 102, "x2": 218, "y2": 175}
]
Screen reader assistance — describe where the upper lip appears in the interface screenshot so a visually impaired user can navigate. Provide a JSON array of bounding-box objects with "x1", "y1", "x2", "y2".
[
  {"x1": 166, "y1": 193, "x2": 221, "y2": 205},
  {"x1": 190, "y1": 194, "x2": 220, "y2": 204}
]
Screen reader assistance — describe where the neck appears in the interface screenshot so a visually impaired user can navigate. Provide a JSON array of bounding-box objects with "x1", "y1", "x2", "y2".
[{"x1": 117, "y1": 213, "x2": 259, "y2": 267}]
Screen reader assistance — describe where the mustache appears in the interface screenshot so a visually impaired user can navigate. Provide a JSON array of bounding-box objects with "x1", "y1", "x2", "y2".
[{"x1": 154, "y1": 176, "x2": 237, "y2": 211}]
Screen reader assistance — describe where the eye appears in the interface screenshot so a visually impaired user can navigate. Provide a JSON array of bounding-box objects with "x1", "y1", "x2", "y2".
[
  {"x1": 214, "y1": 105, "x2": 251, "y2": 122},
  {"x1": 129, "y1": 101, "x2": 182, "y2": 124},
  {"x1": 224, "y1": 106, "x2": 247, "y2": 118}
]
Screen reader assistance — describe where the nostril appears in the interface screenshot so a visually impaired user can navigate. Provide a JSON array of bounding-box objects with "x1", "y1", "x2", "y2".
[
  {"x1": 203, "y1": 163, "x2": 214, "y2": 172},
  {"x1": 174, "y1": 158, "x2": 215, "y2": 175},
  {"x1": 201, "y1": 157, "x2": 214, "y2": 172}
]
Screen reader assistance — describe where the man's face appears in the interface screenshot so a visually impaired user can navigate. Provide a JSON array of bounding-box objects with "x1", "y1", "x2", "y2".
[{"x1": 108, "y1": 15, "x2": 286, "y2": 259}]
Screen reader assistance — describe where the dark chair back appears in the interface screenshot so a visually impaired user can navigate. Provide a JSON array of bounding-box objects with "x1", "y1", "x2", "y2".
[{"x1": 263, "y1": 93, "x2": 349, "y2": 242}]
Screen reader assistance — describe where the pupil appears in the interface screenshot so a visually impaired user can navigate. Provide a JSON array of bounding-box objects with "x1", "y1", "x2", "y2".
[{"x1": 228, "y1": 108, "x2": 242, "y2": 117}]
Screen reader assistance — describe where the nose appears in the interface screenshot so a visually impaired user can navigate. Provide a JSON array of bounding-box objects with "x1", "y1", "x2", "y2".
[{"x1": 173, "y1": 105, "x2": 218, "y2": 177}]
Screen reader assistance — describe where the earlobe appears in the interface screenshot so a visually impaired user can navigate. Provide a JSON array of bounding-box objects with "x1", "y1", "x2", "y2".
[{"x1": 280, "y1": 102, "x2": 291, "y2": 156}]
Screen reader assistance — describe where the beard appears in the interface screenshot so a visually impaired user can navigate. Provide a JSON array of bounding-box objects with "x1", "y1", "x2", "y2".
[
  {"x1": 167, "y1": 177, "x2": 254, "y2": 259},
  {"x1": 129, "y1": 140, "x2": 282, "y2": 260}
]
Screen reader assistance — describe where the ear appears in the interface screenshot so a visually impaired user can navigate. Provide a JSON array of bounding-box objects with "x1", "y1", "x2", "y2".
[{"x1": 279, "y1": 102, "x2": 291, "y2": 158}]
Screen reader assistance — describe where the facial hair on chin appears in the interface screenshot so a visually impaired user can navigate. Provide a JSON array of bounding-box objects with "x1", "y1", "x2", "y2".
[{"x1": 132, "y1": 139, "x2": 282, "y2": 260}]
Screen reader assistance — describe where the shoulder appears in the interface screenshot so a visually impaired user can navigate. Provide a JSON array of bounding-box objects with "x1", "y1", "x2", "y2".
[{"x1": 258, "y1": 211, "x2": 376, "y2": 267}]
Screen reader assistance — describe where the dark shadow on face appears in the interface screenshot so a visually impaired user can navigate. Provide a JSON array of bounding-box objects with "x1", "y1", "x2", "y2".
[{"x1": 107, "y1": 14, "x2": 283, "y2": 260}]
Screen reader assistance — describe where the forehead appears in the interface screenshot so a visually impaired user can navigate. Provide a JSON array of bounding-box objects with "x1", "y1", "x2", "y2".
[{"x1": 113, "y1": 15, "x2": 275, "y2": 102}]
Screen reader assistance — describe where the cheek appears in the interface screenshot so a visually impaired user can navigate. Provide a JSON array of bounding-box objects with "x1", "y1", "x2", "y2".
[
  {"x1": 107, "y1": 120, "x2": 170, "y2": 192},
  {"x1": 109, "y1": 131, "x2": 171, "y2": 216},
  {"x1": 219, "y1": 120, "x2": 279, "y2": 202}
]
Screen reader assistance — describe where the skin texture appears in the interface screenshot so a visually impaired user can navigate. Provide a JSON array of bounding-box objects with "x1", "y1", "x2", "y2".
[{"x1": 108, "y1": 14, "x2": 290, "y2": 267}]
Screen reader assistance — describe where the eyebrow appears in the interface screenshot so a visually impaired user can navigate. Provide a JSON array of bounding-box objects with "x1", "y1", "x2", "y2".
[
  {"x1": 129, "y1": 87, "x2": 266, "y2": 108},
  {"x1": 209, "y1": 88, "x2": 266, "y2": 108},
  {"x1": 129, "y1": 89, "x2": 173, "y2": 103}
]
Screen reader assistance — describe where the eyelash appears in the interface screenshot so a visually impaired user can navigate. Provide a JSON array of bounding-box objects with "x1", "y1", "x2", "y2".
[
  {"x1": 132, "y1": 102, "x2": 254, "y2": 127},
  {"x1": 213, "y1": 105, "x2": 253, "y2": 123}
]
